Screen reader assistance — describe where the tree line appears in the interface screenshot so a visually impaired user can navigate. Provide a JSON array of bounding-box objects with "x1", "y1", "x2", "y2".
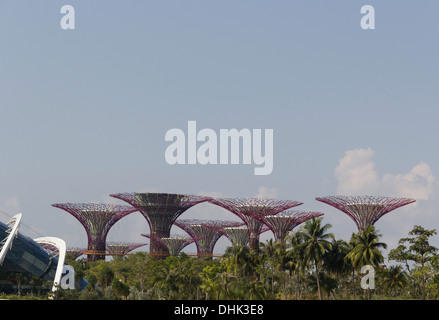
[{"x1": 8, "y1": 217, "x2": 439, "y2": 300}]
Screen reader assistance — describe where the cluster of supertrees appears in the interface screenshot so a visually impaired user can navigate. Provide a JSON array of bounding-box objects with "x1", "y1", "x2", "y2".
[{"x1": 51, "y1": 193, "x2": 416, "y2": 261}]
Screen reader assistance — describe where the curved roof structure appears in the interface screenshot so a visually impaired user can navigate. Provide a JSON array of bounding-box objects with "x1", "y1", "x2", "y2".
[
  {"x1": 0, "y1": 216, "x2": 59, "y2": 293},
  {"x1": 0, "y1": 214, "x2": 86, "y2": 294},
  {"x1": 0, "y1": 213, "x2": 22, "y2": 266}
]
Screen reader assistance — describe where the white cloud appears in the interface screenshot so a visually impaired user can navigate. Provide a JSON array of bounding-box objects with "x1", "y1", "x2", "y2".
[
  {"x1": 381, "y1": 162, "x2": 436, "y2": 201},
  {"x1": 255, "y1": 186, "x2": 278, "y2": 199},
  {"x1": 198, "y1": 190, "x2": 226, "y2": 198},
  {"x1": 334, "y1": 148, "x2": 436, "y2": 201},
  {"x1": 331, "y1": 149, "x2": 439, "y2": 255},
  {"x1": 334, "y1": 148, "x2": 380, "y2": 195}
]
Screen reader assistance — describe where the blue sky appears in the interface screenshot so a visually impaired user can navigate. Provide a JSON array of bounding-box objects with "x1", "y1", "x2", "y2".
[{"x1": 1, "y1": 1, "x2": 439, "y2": 256}]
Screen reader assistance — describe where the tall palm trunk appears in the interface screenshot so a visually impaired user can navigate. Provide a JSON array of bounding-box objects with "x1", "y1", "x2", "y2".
[
  {"x1": 315, "y1": 262, "x2": 322, "y2": 300},
  {"x1": 352, "y1": 268, "x2": 356, "y2": 300}
]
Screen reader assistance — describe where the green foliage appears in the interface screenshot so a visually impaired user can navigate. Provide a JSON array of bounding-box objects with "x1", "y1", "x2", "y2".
[
  {"x1": 345, "y1": 226, "x2": 387, "y2": 269},
  {"x1": 199, "y1": 263, "x2": 226, "y2": 299},
  {"x1": 3, "y1": 220, "x2": 439, "y2": 300},
  {"x1": 299, "y1": 217, "x2": 334, "y2": 300},
  {"x1": 380, "y1": 265, "x2": 408, "y2": 296},
  {"x1": 388, "y1": 225, "x2": 438, "y2": 299}
]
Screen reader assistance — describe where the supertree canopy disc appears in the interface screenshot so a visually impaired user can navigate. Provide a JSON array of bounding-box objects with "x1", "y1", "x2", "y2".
[
  {"x1": 263, "y1": 210, "x2": 324, "y2": 243},
  {"x1": 141, "y1": 233, "x2": 194, "y2": 257},
  {"x1": 66, "y1": 248, "x2": 86, "y2": 260},
  {"x1": 160, "y1": 236, "x2": 194, "y2": 257},
  {"x1": 175, "y1": 219, "x2": 242, "y2": 258},
  {"x1": 51, "y1": 203, "x2": 138, "y2": 261},
  {"x1": 222, "y1": 226, "x2": 250, "y2": 247},
  {"x1": 208, "y1": 197, "x2": 303, "y2": 250},
  {"x1": 110, "y1": 193, "x2": 211, "y2": 257},
  {"x1": 315, "y1": 195, "x2": 416, "y2": 232},
  {"x1": 106, "y1": 241, "x2": 146, "y2": 258}
]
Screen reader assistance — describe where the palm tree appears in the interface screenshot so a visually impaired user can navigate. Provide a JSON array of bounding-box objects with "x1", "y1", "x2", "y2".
[
  {"x1": 223, "y1": 244, "x2": 252, "y2": 277},
  {"x1": 300, "y1": 217, "x2": 334, "y2": 300},
  {"x1": 324, "y1": 238, "x2": 350, "y2": 298},
  {"x1": 344, "y1": 235, "x2": 359, "y2": 299},
  {"x1": 285, "y1": 230, "x2": 306, "y2": 299},
  {"x1": 306, "y1": 271, "x2": 338, "y2": 299},
  {"x1": 200, "y1": 264, "x2": 225, "y2": 300},
  {"x1": 382, "y1": 265, "x2": 408, "y2": 296},
  {"x1": 325, "y1": 238, "x2": 350, "y2": 278},
  {"x1": 345, "y1": 225, "x2": 387, "y2": 268},
  {"x1": 260, "y1": 239, "x2": 287, "y2": 295},
  {"x1": 345, "y1": 225, "x2": 387, "y2": 299},
  {"x1": 156, "y1": 266, "x2": 181, "y2": 299}
]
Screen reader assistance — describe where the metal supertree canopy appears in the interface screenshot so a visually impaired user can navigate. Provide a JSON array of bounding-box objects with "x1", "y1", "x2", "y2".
[
  {"x1": 221, "y1": 224, "x2": 270, "y2": 248},
  {"x1": 109, "y1": 192, "x2": 211, "y2": 257},
  {"x1": 142, "y1": 234, "x2": 194, "y2": 257},
  {"x1": 38, "y1": 242, "x2": 61, "y2": 258},
  {"x1": 263, "y1": 210, "x2": 324, "y2": 243},
  {"x1": 315, "y1": 195, "x2": 416, "y2": 232},
  {"x1": 200, "y1": 220, "x2": 245, "y2": 248},
  {"x1": 67, "y1": 248, "x2": 86, "y2": 260},
  {"x1": 175, "y1": 219, "x2": 239, "y2": 258},
  {"x1": 51, "y1": 203, "x2": 138, "y2": 261},
  {"x1": 208, "y1": 197, "x2": 303, "y2": 250},
  {"x1": 106, "y1": 241, "x2": 146, "y2": 258},
  {"x1": 222, "y1": 226, "x2": 250, "y2": 247}
]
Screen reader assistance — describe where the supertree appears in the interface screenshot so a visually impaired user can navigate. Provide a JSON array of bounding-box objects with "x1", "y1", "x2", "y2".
[
  {"x1": 51, "y1": 203, "x2": 138, "y2": 261},
  {"x1": 315, "y1": 195, "x2": 416, "y2": 232},
  {"x1": 201, "y1": 220, "x2": 246, "y2": 249},
  {"x1": 142, "y1": 233, "x2": 194, "y2": 257},
  {"x1": 38, "y1": 242, "x2": 60, "y2": 258},
  {"x1": 222, "y1": 226, "x2": 250, "y2": 247},
  {"x1": 262, "y1": 210, "x2": 324, "y2": 243},
  {"x1": 106, "y1": 241, "x2": 146, "y2": 259},
  {"x1": 208, "y1": 198, "x2": 303, "y2": 250},
  {"x1": 220, "y1": 224, "x2": 271, "y2": 248},
  {"x1": 175, "y1": 219, "x2": 242, "y2": 258},
  {"x1": 67, "y1": 248, "x2": 86, "y2": 260},
  {"x1": 109, "y1": 193, "x2": 211, "y2": 257}
]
